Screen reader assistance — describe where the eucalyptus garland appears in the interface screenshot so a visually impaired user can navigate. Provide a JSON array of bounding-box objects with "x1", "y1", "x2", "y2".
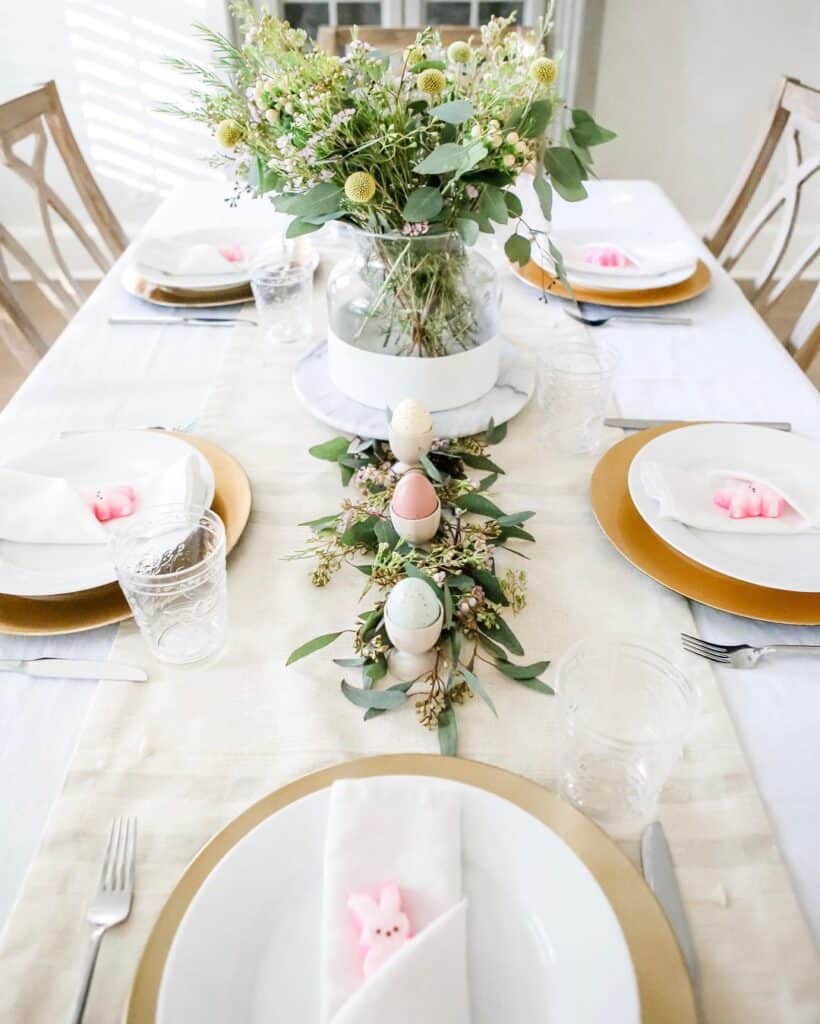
[{"x1": 286, "y1": 420, "x2": 552, "y2": 754}]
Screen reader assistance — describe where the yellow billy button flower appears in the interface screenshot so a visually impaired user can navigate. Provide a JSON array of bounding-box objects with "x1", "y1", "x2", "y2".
[
  {"x1": 530, "y1": 56, "x2": 558, "y2": 87},
  {"x1": 417, "y1": 68, "x2": 447, "y2": 96},
  {"x1": 447, "y1": 40, "x2": 472, "y2": 65},
  {"x1": 344, "y1": 171, "x2": 377, "y2": 204},
  {"x1": 215, "y1": 119, "x2": 242, "y2": 150},
  {"x1": 406, "y1": 45, "x2": 425, "y2": 66}
]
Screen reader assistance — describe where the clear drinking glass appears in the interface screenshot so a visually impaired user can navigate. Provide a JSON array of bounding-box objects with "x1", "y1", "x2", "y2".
[
  {"x1": 537, "y1": 340, "x2": 619, "y2": 454},
  {"x1": 555, "y1": 638, "x2": 699, "y2": 826},
  {"x1": 111, "y1": 505, "x2": 227, "y2": 665},
  {"x1": 250, "y1": 254, "x2": 313, "y2": 345}
]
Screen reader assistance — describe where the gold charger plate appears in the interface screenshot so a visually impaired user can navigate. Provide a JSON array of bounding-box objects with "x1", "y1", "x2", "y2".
[
  {"x1": 591, "y1": 425, "x2": 820, "y2": 624},
  {"x1": 0, "y1": 434, "x2": 252, "y2": 636},
  {"x1": 122, "y1": 267, "x2": 252, "y2": 308},
  {"x1": 126, "y1": 754, "x2": 696, "y2": 1024},
  {"x1": 512, "y1": 258, "x2": 711, "y2": 308}
]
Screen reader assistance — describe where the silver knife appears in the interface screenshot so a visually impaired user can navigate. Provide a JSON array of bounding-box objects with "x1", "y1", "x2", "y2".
[
  {"x1": 0, "y1": 658, "x2": 148, "y2": 682},
  {"x1": 108, "y1": 316, "x2": 256, "y2": 327},
  {"x1": 641, "y1": 822, "x2": 703, "y2": 1020},
  {"x1": 606, "y1": 417, "x2": 791, "y2": 432}
]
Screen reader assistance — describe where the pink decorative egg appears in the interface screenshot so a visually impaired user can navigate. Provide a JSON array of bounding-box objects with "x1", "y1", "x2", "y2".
[{"x1": 391, "y1": 472, "x2": 438, "y2": 520}]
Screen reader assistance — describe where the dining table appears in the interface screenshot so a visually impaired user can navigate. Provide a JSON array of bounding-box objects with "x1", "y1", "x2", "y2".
[{"x1": 0, "y1": 178, "x2": 818, "y2": 1022}]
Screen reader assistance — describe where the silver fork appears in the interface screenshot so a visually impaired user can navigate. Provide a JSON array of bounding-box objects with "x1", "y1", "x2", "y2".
[
  {"x1": 563, "y1": 308, "x2": 693, "y2": 327},
  {"x1": 681, "y1": 632, "x2": 820, "y2": 668},
  {"x1": 67, "y1": 817, "x2": 137, "y2": 1024}
]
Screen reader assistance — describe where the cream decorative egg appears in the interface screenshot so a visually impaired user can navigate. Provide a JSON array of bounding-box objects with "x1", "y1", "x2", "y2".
[
  {"x1": 391, "y1": 398, "x2": 432, "y2": 436},
  {"x1": 389, "y1": 398, "x2": 434, "y2": 468},
  {"x1": 385, "y1": 577, "x2": 441, "y2": 629}
]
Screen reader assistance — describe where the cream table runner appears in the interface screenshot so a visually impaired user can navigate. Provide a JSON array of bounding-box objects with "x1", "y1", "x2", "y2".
[{"x1": 1, "y1": 310, "x2": 818, "y2": 1022}]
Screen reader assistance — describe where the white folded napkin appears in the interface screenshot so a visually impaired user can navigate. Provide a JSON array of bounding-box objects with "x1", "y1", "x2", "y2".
[
  {"x1": 322, "y1": 777, "x2": 470, "y2": 1024},
  {"x1": 0, "y1": 452, "x2": 208, "y2": 546},
  {"x1": 556, "y1": 236, "x2": 696, "y2": 278},
  {"x1": 137, "y1": 239, "x2": 251, "y2": 278},
  {"x1": 641, "y1": 460, "x2": 820, "y2": 534}
]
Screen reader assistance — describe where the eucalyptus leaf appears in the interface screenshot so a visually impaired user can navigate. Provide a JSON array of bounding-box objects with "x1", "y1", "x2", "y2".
[
  {"x1": 519, "y1": 98, "x2": 553, "y2": 139},
  {"x1": 476, "y1": 472, "x2": 498, "y2": 492},
  {"x1": 437, "y1": 705, "x2": 458, "y2": 755},
  {"x1": 544, "y1": 147, "x2": 588, "y2": 202},
  {"x1": 533, "y1": 174, "x2": 553, "y2": 222},
  {"x1": 510, "y1": 675, "x2": 555, "y2": 696},
  {"x1": 279, "y1": 182, "x2": 343, "y2": 218},
  {"x1": 341, "y1": 680, "x2": 408, "y2": 709},
  {"x1": 374, "y1": 517, "x2": 400, "y2": 549},
  {"x1": 478, "y1": 632, "x2": 509, "y2": 661},
  {"x1": 485, "y1": 418, "x2": 507, "y2": 444},
  {"x1": 496, "y1": 511, "x2": 535, "y2": 527},
  {"x1": 504, "y1": 233, "x2": 531, "y2": 267},
  {"x1": 286, "y1": 217, "x2": 323, "y2": 239},
  {"x1": 498, "y1": 524, "x2": 535, "y2": 543},
  {"x1": 482, "y1": 617, "x2": 524, "y2": 656},
  {"x1": 458, "y1": 452, "x2": 504, "y2": 474},
  {"x1": 459, "y1": 666, "x2": 498, "y2": 716},
  {"x1": 363, "y1": 682, "x2": 413, "y2": 719},
  {"x1": 409, "y1": 59, "x2": 446, "y2": 72},
  {"x1": 418, "y1": 450, "x2": 443, "y2": 483},
  {"x1": 504, "y1": 191, "x2": 523, "y2": 218},
  {"x1": 363, "y1": 655, "x2": 387, "y2": 689},
  {"x1": 455, "y1": 492, "x2": 505, "y2": 519},
  {"x1": 455, "y1": 217, "x2": 479, "y2": 246},
  {"x1": 480, "y1": 185, "x2": 508, "y2": 225},
  {"x1": 570, "y1": 108, "x2": 617, "y2": 147},
  {"x1": 309, "y1": 436, "x2": 350, "y2": 462},
  {"x1": 443, "y1": 583, "x2": 454, "y2": 628},
  {"x1": 414, "y1": 143, "x2": 468, "y2": 175},
  {"x1": 429, "y1": 99, "x2": 475, "y2": 124},
  {"x1": 446, "y1": 573, "x2": 474, "y2": 590},
  {"x1": 333, "y1": 657, "x2": 367, "y2": 668},
  {"x1": 403, "y1": 186, "x2": 443, "y2": 222},
  {"x1": 340, "y1": 517, "x2": 379, "y2": 550},
  {"x1": 467, "y1": 566, "x2": 508, "y2": 606},
  {"x1": 286, "y1": 631, "x2": 343, "y2": 665},
  {"x1": 494, "y1": 659, "x2": 550, "y2": 680},
  {"x1": 299, "y1": 513, "x2": 339, "y2": 533}
]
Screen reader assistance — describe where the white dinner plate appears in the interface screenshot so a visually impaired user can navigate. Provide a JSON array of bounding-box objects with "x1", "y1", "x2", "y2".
[
  {"x1": 0, "y1": 431, "x2": 215, "y2": 598},
  {"x1": 157, "y1": 778, "x2": 639, "y2": 1024},
  {"x1": 628, "y1": 423, "x2": 820, "y2": 592},
  {"x1": 134, "y1": 228, "x2": 319, "y2": 292}
]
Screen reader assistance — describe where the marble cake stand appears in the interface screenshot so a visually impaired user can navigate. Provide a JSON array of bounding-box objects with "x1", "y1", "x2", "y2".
[{"x1": 293, "y1": 339, "x2": 535, "y2": 439}]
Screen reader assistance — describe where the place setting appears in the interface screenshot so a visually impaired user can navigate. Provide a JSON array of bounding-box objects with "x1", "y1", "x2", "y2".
[{"x1": 2, "y1": 7, "x2": 820, "y2": 1024}]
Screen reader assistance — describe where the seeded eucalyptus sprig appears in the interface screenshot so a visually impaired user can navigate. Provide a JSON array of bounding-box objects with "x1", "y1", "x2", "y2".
[{"x1": 286, "y1": 420, "x2": 552, "y2": 754}]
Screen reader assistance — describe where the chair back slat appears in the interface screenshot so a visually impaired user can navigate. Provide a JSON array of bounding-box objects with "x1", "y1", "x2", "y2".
[
  {"x1": 704, "y1": 75, "x2": 820, "y2": 370},
  {"x1": 0, "y1": 80, "x2": 127, "y2": 360}
]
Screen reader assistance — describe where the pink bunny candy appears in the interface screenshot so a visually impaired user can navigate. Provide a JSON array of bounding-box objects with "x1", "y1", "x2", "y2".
[
  {"x1": 81, "y1": 484, "x2": 137, "y2": 523},
  {"x1": 713, "y1": 478, "x2": 785, "y2": 519},
  {"x1": 218, "y1": 243, "x2": 245, "y2": 264},
  {"x1": 583, "y1": 244, "x2": 637, "y2": 270},
  {"x1": 347, "y1": 882, "x2": 412, "y2": 977}
]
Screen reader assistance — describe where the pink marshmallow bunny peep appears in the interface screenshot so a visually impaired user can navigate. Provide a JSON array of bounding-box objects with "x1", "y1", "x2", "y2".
[
  {"x1": 218, "y1": 243, "x2": 245, "y2": 264},
  {"x1": 583, "y1": 244, "x2": 637, "y2": 270},
  {"x1": 713, "y1": 478, "x2": 785, "y2": 519},
  {"x1": 81, "y1": 484, "x2": 137, "y2": 523},
  {"x1": 347, "y1": 882, "x2": 412, "y2": 978}
]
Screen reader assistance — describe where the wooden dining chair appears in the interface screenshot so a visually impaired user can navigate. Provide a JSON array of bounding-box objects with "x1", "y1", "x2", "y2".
[
  {"x1": 704, "y1": 76, "x2": 820, "y2": 371},
  {"x1": 0, "y1": 80, "x2": 127, "y2": 367},
  {"x1": 318, "y1": 25, "x2": 501, "y2": 55}
]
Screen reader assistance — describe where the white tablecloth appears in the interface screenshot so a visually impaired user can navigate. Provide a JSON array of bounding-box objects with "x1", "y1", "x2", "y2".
[{"x1": 0, "y1": 180, "x2": 818, "y2": 953}]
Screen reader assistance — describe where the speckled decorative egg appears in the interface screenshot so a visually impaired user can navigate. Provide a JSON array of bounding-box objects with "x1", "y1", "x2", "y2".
[
  {"x1": 385, "y1": 577, "x2": 441, "y2": 630},
  {"x1": 391, "y1": 472, "x2": 438, "y2": 520},
  {"x1": 390, "y1": 399, "x2": 434, "y2": 467},
  {"x1": 391, "y1": 399, "x2": 432, "y2": 436}
]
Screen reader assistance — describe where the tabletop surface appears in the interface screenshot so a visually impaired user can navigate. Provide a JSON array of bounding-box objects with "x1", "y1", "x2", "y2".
[{"x1": 0, "y1": 178, "x2": 818, "y2": 958}]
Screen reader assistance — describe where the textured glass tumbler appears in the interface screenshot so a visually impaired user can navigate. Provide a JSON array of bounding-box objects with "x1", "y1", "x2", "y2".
[
  {"x1": 537, "y1": 341, "x2": 619, "y2": 454},
  {"x1": 250, "y1": 257, "x2": 313, "y2": 345},
  {"x1": 555, "y1": 639, "x2": 698, "y2": 826},
  {"x1": 111, "y1": 505, "x2": 227, "y2": 665}
]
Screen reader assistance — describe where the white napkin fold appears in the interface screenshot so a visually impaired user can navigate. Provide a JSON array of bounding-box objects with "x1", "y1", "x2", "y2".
[
  {"x1": 322, "y1": 777, "x2": 469, "y2": 1024},
  {"x1": 0, "y1": 453, "x2": 208, "y2": 546},
  {"x1": 556, "y1": 236, "x2": 696, "y2": 277},
  {"x1": 640, "y1": 460, "x2": 820, "y2": 534},
  {"x1": 137, "y1": 239, "x2": 250, "y2": 277}
]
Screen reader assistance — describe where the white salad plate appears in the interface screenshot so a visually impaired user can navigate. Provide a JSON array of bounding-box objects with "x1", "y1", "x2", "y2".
[
  {"x1": 629, "y1": 423, "x2": 820, "y2": 592},
  {"x1": 156, "y1": 777, "x2": 639, "y2": 1024},
  {"x1": 134, "y1": 228, "x2": 319, "y2": 291},
  {"x1": 0, "y1": 431, "x2": 215, "y2": 598}
]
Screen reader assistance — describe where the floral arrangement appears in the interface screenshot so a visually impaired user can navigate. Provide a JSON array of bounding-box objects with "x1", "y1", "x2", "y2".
[
  {"x1": 167, "y1": 4, "x2": 614, "y2": 356},
  {"x1": 285, "y1": 422, "x2": 552, "y2": 755}
]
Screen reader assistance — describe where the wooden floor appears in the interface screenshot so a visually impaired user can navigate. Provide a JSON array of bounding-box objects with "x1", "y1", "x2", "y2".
[{"x1": 1, "y1": 279, "x2": 818, "y2": 412}]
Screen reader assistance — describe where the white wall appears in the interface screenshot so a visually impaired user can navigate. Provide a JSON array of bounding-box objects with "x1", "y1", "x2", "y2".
[
  {"x1": 0, "y1": 0, "x2": 230, "y2": 275},
  {"x1": 589, "y1": 0, "x2": 820, "y2": 274}
]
